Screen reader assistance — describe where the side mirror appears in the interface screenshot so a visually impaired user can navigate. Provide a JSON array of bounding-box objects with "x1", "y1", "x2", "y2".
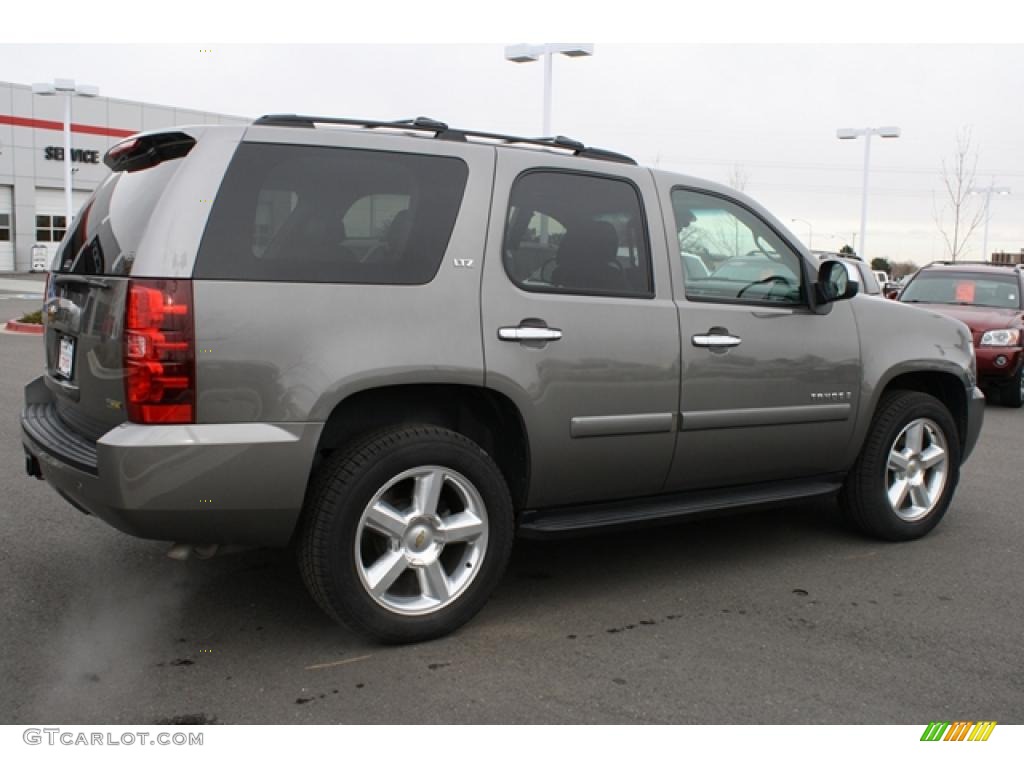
[{"x1": 815, "y1": 260, "x2": 859, "y2": 303}]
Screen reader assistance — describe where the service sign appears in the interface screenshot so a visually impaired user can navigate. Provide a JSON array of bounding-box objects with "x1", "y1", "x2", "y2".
[{"x1": 43, "y1": 146, "x2": 101, "y2": 164}]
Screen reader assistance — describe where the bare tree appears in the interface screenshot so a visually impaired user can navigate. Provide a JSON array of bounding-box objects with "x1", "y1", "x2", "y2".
[
  {"x1": 728, "y1": 165, "x2": 750, "y2": 192},
  {"x1": 933, "y1": 127, "x2": 985, "y2": 262}
]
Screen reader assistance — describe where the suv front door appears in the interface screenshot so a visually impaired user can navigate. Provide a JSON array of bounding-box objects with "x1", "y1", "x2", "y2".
[
  {"x1": 482, "y1": 152, "x2": 680, "y2": 508},
  {"x1": 661, "y1": 183, "x2": 862, "y2": 491}
]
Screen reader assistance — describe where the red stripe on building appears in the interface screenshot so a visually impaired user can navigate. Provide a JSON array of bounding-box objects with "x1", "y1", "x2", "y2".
[{"x1": 0, "y1": 114, "x2": 135, "y2": 138}]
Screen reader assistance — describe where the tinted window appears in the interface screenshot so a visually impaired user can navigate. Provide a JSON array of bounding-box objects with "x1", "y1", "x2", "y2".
[
  {"x1": 900, "y1": 271, "x2": 1021, "y2": 309},
  {"x1": 196, "y1": 143, "x2": 468, "y2": 284},
  {"x1": 671, "y1": 188, "x2": 804, "y2": 305},
  {"x1": 503, "y1": 171, "x2": 653, "y2": 298}
]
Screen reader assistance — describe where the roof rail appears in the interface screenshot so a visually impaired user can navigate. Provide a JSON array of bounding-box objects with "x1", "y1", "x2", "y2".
[
  {"x1": 921, "y1": 260, "x2": 1023, "y2": 269},
  {"x1": 252, "y1": 114, "x2": 637, "y2": 165}
]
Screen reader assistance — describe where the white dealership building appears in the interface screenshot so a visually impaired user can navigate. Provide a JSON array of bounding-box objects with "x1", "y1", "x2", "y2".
[{"x1": 0, "y1": 80, "x2": 246, "y2": 272}]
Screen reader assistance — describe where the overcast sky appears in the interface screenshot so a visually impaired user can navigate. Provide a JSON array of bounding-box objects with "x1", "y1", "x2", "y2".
[{"x1": 4, "y1": 23, "x2": 1023, "y2": 266}]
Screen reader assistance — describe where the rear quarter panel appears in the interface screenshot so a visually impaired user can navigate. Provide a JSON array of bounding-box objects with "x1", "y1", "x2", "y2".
[{"x1": 129, "y1": 125, "x2": 246, "y2": 278}]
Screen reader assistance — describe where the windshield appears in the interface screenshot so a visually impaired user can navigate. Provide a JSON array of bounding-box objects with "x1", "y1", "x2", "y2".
[{"x1": 900, "y1": 272, "x2": 1021, "y2": 309}]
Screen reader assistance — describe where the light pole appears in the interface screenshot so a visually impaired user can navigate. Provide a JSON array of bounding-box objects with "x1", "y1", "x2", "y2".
[
  {"x1": 791, "y1": 218, "x2": 813, "y2": 250},
  {"x1": 505, "y1": 44, "x2": 593, "y2": 246},
  {"x1": 504, "y1": 43, "x2": 594, "y2": 139},
  {"x1": 31, "y1": 79, "x2": 100, "y2": 227},
  {"x1": 837, "y1": 126, "x2": 900, "y2": 261},
  {"x1": 968, "y1": 180, "x2": 1011, "y2": 262}
]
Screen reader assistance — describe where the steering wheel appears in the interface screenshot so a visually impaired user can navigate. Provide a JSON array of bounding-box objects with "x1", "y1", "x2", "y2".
[{"x1": 737, "y1": 274, "x2": 792, "y2": 299}]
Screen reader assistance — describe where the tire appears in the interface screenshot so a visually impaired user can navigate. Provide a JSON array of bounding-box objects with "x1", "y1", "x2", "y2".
[
  {"x1": 1000, "y1": 367, "x2": 1024, "y2": 408},
  {"x1": 839, "y1": 390, "x2": 961, "y2": 541},
  {"x1": 297, "y1": 425, "x2": 514, "y2": 644}
]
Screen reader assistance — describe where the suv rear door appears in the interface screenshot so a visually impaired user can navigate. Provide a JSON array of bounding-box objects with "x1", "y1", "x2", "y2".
[{"x1": 482, "y1": 151, "x2": 680, "y2": 509}]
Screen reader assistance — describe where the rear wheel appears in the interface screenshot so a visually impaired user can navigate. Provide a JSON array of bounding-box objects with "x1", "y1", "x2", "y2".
[
  {"x1": 298, "y1": 425, "x2": 514, "y2": 643},
  {"x1": 840, "y1": 391, "x2": 960, "y2": 541},
  {"x1": 1001, "y1": 367, "x2": 1024, "y2": 408}
]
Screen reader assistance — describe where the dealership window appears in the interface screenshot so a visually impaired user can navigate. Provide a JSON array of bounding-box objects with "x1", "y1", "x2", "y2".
[
  {"x1": 36, "y1": 214, "x2": 67, "y2": 244},
  {"x1": 0, "y1": 213, "x2": 10, "y2": 242}
]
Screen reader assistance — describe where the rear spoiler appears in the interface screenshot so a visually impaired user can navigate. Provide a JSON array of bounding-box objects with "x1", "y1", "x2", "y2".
[{"x1": 103, "y1": 132, "x2": 196, "y2": 173}]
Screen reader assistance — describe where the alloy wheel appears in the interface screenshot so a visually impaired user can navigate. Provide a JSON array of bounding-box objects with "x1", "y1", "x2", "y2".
[
  {"x1": 885, "y1": 418, "x2": 949, "y2": 522},
  {"x1": 354, "y1": 466, "x2": 489, "y2": 616}
]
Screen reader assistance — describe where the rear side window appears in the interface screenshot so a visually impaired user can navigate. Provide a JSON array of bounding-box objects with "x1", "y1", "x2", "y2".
[
  {"x1": 196, "y1": 143, "x2": 469, "y2": 284},
  {"x1": 503, "y1": 171, "x2": 653, "y2": 298}
]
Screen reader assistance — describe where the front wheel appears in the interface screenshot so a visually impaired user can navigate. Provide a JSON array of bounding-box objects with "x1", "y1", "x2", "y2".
[
  {"x1": 839, "y1": 391, "x2": 961, "y2": 541},
  {"x1": 298, "y1": 425, "x2": 514, "y2": 643}
]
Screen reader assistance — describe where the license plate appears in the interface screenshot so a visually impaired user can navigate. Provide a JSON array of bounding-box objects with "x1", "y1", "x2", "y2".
[{"x1": 57, "y1": 336, "x2": 75, "y2": 379}]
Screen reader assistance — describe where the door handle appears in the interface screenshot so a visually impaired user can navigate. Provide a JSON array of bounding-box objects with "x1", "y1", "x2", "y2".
[
  {"x1": 498, "y1": 326, "x2": 563, "y2": 342},
  {"x1": 692, "y1": 333, "x2": 742, "y2": 348}
]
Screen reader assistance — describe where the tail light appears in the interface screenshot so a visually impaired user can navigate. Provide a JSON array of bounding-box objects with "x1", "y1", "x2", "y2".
[{"x1": 123, "y1": 279, "x2": 195, "y2": 424}]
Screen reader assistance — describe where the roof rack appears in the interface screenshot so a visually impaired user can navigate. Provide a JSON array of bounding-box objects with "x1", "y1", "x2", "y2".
[
  {"x1": 252, "y1": 114, "x2": 637, "y2": 165},
  {"x1": 922, "y1": 260, "x2": 1024, "y2": 269}
]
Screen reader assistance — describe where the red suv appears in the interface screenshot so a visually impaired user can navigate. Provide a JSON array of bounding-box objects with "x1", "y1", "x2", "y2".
[{"x1": 899, "y1": 262, "x2": 1024, "y2": 407}]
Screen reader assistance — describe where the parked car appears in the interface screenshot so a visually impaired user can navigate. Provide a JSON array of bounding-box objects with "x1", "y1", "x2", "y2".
[
  {"x1": 680, "y1": 250, "x2": 711, "y2": 281},
  {"x1": 22, "y1": 115, "x2": 984, "y2": 643},
  {"x1": 899, "y1": 261, "x2": 1024, "y2": 407}
]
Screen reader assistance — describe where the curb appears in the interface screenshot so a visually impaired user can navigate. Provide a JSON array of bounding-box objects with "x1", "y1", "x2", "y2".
[{"x1": 4, "y1": 319, "x2": 44, "y2": 335}]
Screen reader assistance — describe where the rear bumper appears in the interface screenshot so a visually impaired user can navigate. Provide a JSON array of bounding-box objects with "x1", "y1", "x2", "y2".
[
  {"x1": 21, "y1": 376, "x2": 322, "y2": 546},
  {"x1": 962, "y1": 386, "x2": 985, "y2": 464}
]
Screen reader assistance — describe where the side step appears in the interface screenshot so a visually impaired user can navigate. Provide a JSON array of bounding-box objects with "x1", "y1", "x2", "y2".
[{"x1": 517, "y1": 476, "x2": 844, "y2": 538}]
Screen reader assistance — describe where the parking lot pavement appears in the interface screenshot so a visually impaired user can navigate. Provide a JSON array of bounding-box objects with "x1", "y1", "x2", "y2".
[
  {"x1": 0, "y1": 274, "x2": 46, "y2": 296},
  {"x1": 0, "y1": 274, "x2": 45, "y2": 331},
  {"x1": 1, "y1": 326, "x2": 1021, "y2": 725}
]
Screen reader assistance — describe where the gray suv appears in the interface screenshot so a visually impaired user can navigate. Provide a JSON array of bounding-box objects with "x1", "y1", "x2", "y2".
[{"x1": 21, "y1": 115, "x2": 985, "y2": 643}]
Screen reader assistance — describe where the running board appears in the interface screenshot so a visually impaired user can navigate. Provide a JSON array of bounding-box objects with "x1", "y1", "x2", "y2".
[{"x1": 517, "y1": 476, "x2": 844, "y2": 538}]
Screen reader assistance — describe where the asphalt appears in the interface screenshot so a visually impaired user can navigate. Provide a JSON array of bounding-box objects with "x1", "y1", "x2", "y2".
[
  {"x1": 0, "y1": 276, "x2": 1021, "y2": 724},
  {"x1": 0, "y1": 273, "x2": 45, "y2": 333}
]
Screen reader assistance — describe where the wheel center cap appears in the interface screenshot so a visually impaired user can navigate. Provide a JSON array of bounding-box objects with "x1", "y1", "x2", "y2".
[{"x1": 405, "y1": 524, "x2": 433, "y2": 553}]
